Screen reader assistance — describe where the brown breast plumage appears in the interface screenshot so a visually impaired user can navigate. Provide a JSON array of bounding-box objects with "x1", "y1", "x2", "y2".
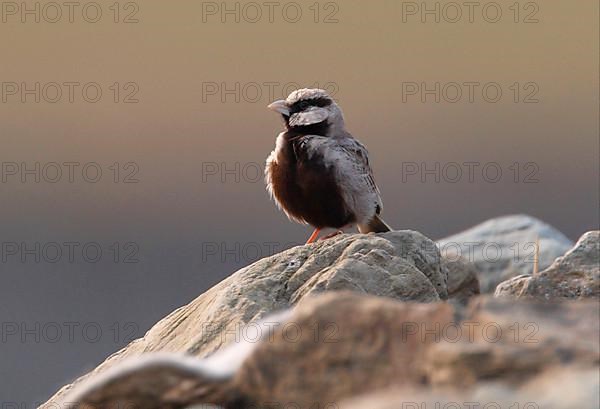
[{"x1": 267, "y1": 132, "x2": 355, "y2": 229}]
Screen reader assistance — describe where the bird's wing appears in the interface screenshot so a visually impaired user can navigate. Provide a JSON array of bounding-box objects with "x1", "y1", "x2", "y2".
[{"x1": 299, "y1": 135, "x2": 383, "y2": 214}]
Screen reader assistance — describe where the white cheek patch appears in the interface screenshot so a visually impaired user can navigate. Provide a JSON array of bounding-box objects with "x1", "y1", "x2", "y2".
[{"x1": 289, "y1": 107, "x2": 329, "y2": 127}]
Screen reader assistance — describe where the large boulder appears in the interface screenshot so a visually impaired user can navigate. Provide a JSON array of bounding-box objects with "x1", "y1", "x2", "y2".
[
  {"x1": 496, "y1": 231, "x2": 600, "y2": 300},
  {"x1": 41, "y1": 222, "x2": 598, "y2": 409},
  {"x1": 438, "y1": 214, "x2": 573, "y2": 293},
  {"x1": 42, "y1": 231, "x2": 447, "y2": 405},
  {"x1": 46, "y1": 292, "x2": 599, "y2": 409}
]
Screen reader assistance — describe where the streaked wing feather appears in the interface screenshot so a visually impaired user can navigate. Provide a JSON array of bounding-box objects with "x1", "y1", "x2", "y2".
[
  {"x1": 302, "y1": 136, "x2": 383, "y2": 213},
  {"x1": 337, "y1": 140, "x2": 381, "y2": 196}
]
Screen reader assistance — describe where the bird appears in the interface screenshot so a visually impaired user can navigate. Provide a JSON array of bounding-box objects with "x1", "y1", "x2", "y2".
[{"x1": 265, "y1": 88, "x2": 392, "y2": 244}]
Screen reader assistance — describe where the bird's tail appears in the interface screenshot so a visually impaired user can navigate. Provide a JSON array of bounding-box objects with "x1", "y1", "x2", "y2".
[{"x1": 358, "y1": 214, "x2": 393, "y2": 233}]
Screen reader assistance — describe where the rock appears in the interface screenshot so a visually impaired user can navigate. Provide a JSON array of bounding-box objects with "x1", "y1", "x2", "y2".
[
  {"x1": 493, "y1": 274, "x2": 530, "y2": 297},
  {"x1": 289, "y1": 230, "x2": 447, "y2": 303},
  {"x1": 442, "y1": 256, "x2": 480, "y2": 304},
  {"x1": 438, "y1": 214, "x2": 573, "y2": 293},
  {"x1": 340, "y1": 365, "x2": 600, "y2": 409},
  {"x1": 47, "y1": 292, "x2": 599, "y2": 409},
  {"x1": 496, "y1": 231, "x2": 600, "y2": 300},
  {"x1": 42, "y1": 231, "x2": 447, "y2": 405}
]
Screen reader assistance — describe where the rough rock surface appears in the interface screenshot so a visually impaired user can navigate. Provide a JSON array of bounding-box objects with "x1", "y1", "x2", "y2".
[
  {"x1": 496, "y1": 231, "x2": 600, "y2": 300},
  {"x1": 43, "y1": 231, "x2": 447, "y2": 404},
  {"x1": 438, "y1": 214, "x2": 573, "y2": 293},
  {"x1": 42, "y1": 221, "x2": 599, "y2": 409},
  {"x1": 47, "y1": 292, "x2": 599, "y2": 409},
  {"x1": 442, "y1": 256, "x2": 480, "y2": 303},
  {"x1": 340, "y1": 365, "x2": 600, "y2": 409}
]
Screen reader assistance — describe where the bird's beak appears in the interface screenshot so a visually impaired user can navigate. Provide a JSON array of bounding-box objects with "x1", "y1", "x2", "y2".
[{"x1": 267, "y1": 100, "x2": 290, "y2": 116}]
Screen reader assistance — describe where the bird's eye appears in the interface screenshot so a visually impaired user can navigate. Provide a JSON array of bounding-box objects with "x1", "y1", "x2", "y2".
[{"x1": 298, "y1": 101, "x2": 310, "y2": 110}]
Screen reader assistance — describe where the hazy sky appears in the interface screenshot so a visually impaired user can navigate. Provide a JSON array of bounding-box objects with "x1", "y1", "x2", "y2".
[{"x1": 0, "y1": 0, "x2": 598, "y2": 405}]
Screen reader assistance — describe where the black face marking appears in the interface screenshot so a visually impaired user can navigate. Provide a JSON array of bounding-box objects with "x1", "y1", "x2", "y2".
[
  {"x1": 286, "y1": 121, "x2": 331, "y2": 137},
  {"x1": 282, "y1": 97, "x2": 333, "y2": 136},
  {"x1": 289, "y1": 97, "x2": 332, "y2": 114}
]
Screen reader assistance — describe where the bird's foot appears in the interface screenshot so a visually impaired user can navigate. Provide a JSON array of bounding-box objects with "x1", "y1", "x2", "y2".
[
  {"x1": 319, "y1": 230, "x2": 344, "y2": 241},
  {"x1": 305, "y1": 228, "x2": 322, "y2": 244}
]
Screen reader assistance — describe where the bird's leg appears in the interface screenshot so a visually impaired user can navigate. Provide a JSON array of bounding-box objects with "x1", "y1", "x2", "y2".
[
  {"x1": 305, "y1": 228, "x2": 321, "y2": 244},
  {"x1": 320, "y1": 230, "x2": 344, "y2": 241}
]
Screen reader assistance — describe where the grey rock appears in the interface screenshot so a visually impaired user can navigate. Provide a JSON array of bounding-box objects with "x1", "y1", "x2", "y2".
[
  {"x1": 340, "y1": 366, "x2": 600, "y2": 409},
  {"x1": 42, "y1": 230, "x2": 447, "y2": 406},
  {"x1": 496, "y1": 231, "x2": 600, "y2": 300},
  {"x1": 47, "y1": 292, "x2": 599, "y2": 409},
  {"x1": 493, "y1": 273, "x2": 530, "y2": 297},
  {"x1": 438, "y1": 214, "x2": 573, "y2": 293},
  {"x1": 442, "y1": 256, "x2": 480, "y2": 304}
]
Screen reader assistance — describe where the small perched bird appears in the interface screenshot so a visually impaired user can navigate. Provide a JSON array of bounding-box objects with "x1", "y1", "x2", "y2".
[{"x1": 265, "y1": 88, "x2": 392, "y2": 244}]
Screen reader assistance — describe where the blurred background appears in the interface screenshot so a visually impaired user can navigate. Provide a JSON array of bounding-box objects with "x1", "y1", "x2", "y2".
[{"x1": 0, "y1": 0, "x2": 598, "y2": 405}]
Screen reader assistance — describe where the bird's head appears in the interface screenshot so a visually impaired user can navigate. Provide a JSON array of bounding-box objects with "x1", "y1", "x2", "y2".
[{"x1": 267, "y1": 88, "x2": 345, "y2": 136}]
